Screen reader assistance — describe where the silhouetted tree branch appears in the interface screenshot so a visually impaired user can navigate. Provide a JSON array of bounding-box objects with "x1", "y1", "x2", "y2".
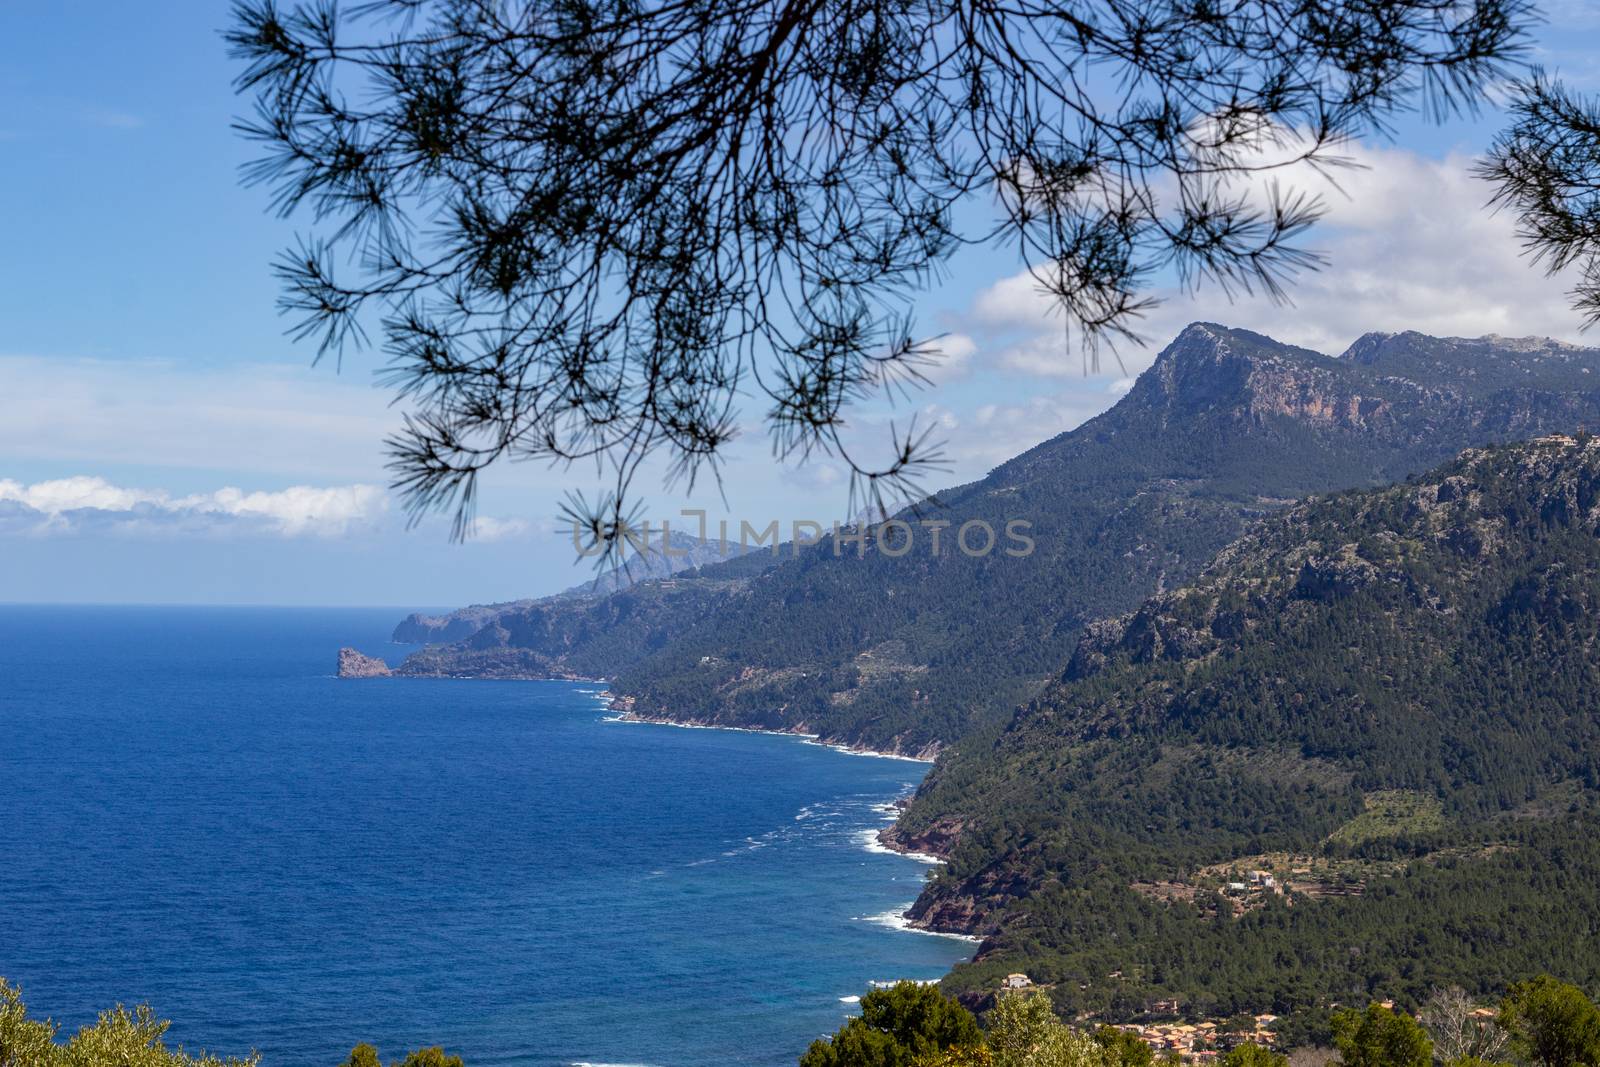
[
  {"x1": 1482, "y1": 73, "x2": 1600, "y2": 329},
  {"x1": 229, "y1": 0, "x2": 1533, "y2": 553}
]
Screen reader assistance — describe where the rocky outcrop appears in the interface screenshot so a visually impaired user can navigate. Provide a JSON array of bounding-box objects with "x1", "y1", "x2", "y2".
[
  {"x1": 878, "y1": 814, "x2": 965, "y2": 859},
  {"x1": 902, "y1": 856, "x2": 1031, "y2": 939},
  {"x1": 337, "y1": 648, "x2": 392, "y2": 678}
]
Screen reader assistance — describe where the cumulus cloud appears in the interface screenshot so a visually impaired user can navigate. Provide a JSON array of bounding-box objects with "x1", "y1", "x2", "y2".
[
  {"x1": 921, "y1": 332, "x2": 978, "y2": 383},
  {"x1": 959, "y1": 143, "x2": 1592, "y2": 380},
  {"x1": 0, "y1": 476, "x2": 388, "y2": 538}
]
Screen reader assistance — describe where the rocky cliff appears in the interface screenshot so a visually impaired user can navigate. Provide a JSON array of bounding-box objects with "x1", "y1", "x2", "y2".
[{"x1": 336, "y1": 648, "x2": 391, "y2": 678}]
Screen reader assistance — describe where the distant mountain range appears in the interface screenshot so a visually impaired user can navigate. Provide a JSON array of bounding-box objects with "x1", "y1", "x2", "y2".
[
  {"x1": 389, "y1": 528, "x2": 757, "y2": 645},
  {"x1": 368, "y1": 323, "x2": 1600, "y2": 755}
]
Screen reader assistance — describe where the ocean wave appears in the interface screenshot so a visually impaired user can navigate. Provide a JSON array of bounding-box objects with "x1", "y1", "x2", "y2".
[
  {"x1": 798, "y1": 738, "x2": 933, "y2": 763},
  {"x1": 852, "y1": 828, "x2": 942, "y2": 864},
  {"x1": 857, "y1": 905, "x2": 982, "y2": 944},
  {"x1": 794, "y1": 802, "x2": 844, "y2": 822}
]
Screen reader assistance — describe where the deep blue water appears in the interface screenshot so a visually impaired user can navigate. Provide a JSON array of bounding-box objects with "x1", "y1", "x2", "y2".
[{"x1": 0, "y1": 606, "x2": 969, "y2": 1067}]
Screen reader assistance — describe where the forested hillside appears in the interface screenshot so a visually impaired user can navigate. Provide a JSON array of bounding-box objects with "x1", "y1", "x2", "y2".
[
  {"x1": 892, "y1": 436, "x2": 1600, "y2": 1021},
  {"x1": 393, "y1": 324, "x2": 1600, "y2": 752},
  {"x1": 391, "y1": 573, "x2": 756, "y2": 679}
]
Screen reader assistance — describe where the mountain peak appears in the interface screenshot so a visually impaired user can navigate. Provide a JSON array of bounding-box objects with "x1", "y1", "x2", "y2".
[
  {"x1": 1160, "y1": 321, "x2": 1326, "y2": 360},
  {"x1": 1341, "y1": 328, "x2": 1598, "y2": 363},
  {"x1": 1123, "y1": 322, "x2": 1334, "y2": 420}
]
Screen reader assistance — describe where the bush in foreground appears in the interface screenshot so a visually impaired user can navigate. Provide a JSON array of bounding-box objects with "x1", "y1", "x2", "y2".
[{"x1": 0, "y1": 980, "x2": 463, "y2": 1067}]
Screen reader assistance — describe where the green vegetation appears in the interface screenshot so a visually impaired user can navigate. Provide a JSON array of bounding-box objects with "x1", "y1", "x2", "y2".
[
  {"x1": 1326, "y1": 792, "x2": 1446, "y2": 847},
  {"x1": 1332, "y1": 1006, "x2": 1433, "y2": 1067},
  {"x1": 807, "y1": 980, "x2": 1600, "y2": 1067},
  {"x1": 6, "y1": 973, "x2": 1599, "y2": 1067},
  {"x1": 0, "y1": 978, "x2": 256, "y2": 1067},
  {"x1": 1500, "y1": 977, "x2": 1600, "y2": 1067},
  {"x1": 986, "y1": 993, "x2": 1107, "y2": 1067},
  {"x1": 1094, "y1": 1027, "x2": 1155, "y2": 1067},
  {"x1": 1219, "y1": 1046, "x2": 1287, "y2": 1067},
  {"x1": 0, "y1": 979, "x2": 467, "y2": 1067},
  {"x1": 339, "y1": 1045, "x2": 463, "y2": 1067},
  {"x1": 897, "y1": 438, "x2": 1600, "y2": 1019},
  {"x1": 799, "y1": 982, "x2": 984, "y2": 1067}
]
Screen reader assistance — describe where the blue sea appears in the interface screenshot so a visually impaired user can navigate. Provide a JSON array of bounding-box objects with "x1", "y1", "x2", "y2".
[{"x1": 0, "y1": 606, "x2": 970, "y2": 1067}]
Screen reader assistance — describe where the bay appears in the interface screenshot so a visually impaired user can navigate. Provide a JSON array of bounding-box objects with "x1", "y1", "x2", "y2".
[{"x1": 0, "y1": 606, "x2": 969, "y2": 1067}]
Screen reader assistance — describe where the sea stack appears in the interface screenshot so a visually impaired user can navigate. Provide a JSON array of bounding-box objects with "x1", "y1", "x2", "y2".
[{"x1": 337, "y1": 647, "x2": 392, "y2": 678}]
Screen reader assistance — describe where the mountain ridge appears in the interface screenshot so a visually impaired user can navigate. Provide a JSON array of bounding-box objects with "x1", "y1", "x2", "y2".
[
  {"x1": 390, "y1": 529, "x2": 759, "y2": 645},
  {"x1": 374, "y1": 322, "x2": 1600, "y2": 758}
]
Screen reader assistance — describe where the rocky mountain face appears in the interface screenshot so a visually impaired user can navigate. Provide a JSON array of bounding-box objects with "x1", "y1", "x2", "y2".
[
  {"x1": 336, "y1": 648, "x2": 391, "y2": 678},
  {"x1": 895, "y1": 435, "x2": 1600, "y2": 1013},
  {"x1": 384, "y1": 324, "x2": 1600, "y2": 757}
]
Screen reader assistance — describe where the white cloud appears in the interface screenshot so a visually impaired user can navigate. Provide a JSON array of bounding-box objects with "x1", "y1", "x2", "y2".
[
  {"x1": 0, "y1": 476, "x2": 387, "y2": 538},
  {"x1": 469, "y1": 515, "x2": 552, "y2": 542},
  {"x1": 954, "y1": 388, "x2": 1111, "y2": 469},
  {"x1": 960, "y1": 143, "x2": 1592, "y2": 376},
  {"x1": 0, "y1": 356, "x2": 400, "y2": 482},
  {"x1": 921, "y1": 332, "x2": 977, "y2": 383},
  {"x1": 780, "y1": 460, "x2": 848, "y2": 494},
  {"x1": 994, "y1": 331, "x2": 1103, "y2": 378},
  {"x1": 970, "y1": 271, "x2": 1059, "y2": 330},
  {"x1": 1, "y1": 475, "x2": 163, "y2": 514}
]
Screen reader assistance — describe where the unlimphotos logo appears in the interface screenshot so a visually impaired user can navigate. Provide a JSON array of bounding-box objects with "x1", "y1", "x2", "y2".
[{"x1": 572, "y1": 510, "x2": 1036, "y2": 559}]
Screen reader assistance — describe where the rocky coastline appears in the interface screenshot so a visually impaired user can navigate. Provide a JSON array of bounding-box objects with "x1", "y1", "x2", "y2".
[
  {"x1": 611, "y1": 696, "x2": 943, "y2": 762},
  {"x1": 873, "y1": 815, "x2": 999, "y2": 941},
  {"x1": 336, "y1": 647, "x2": 392, "y2": 678},
  {"x1": 335, "y1": 646, "x2": 602, "y2": 682}
]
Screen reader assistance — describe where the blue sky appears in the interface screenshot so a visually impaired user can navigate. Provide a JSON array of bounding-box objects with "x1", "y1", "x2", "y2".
[{"x1": 4, "y1": 2, "x2": 1600, "y2": 606}]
